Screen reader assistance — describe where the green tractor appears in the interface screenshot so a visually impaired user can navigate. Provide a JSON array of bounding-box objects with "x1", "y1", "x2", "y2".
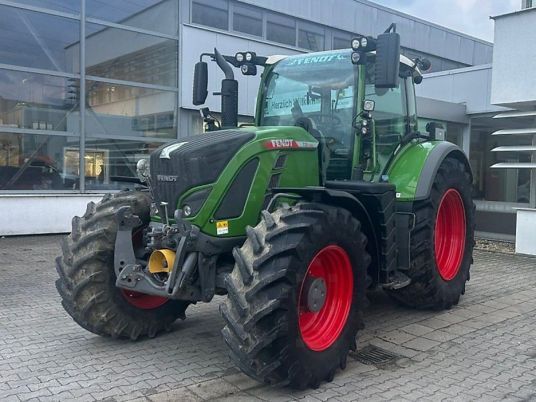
[{"x1": 56, "y1": 26, "x2": 474, "y2": 388}]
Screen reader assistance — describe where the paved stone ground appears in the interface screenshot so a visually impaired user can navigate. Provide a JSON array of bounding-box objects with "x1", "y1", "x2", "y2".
[{"x1": 1, "y1": 235, "x2": 536, "y2": 402}]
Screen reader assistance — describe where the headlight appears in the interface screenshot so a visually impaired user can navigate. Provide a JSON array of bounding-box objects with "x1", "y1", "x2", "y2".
[
  {"x1": 351, "y1": 38, "x2": 361, "y2": 50},
  {"x1": 235, "y1": 52, "x2": 244, "y2": 62},
  {"x1": 136, "y1": 158, "x2": 150, "y2": 183}
]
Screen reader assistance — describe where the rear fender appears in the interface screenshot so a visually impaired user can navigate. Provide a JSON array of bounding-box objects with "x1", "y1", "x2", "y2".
[{"x1": 387, "y1": 141, "x2": 472, "y2": 201}]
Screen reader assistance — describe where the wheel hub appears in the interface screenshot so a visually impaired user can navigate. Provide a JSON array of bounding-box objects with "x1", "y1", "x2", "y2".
[{"x1": 304, "y1": 277, "x2": 327, "y2": 312}]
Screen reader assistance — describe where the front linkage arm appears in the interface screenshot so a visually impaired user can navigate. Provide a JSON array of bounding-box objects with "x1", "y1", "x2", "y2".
[{"x1": 113, "y1": 206, "x2": 202, "y2": 301}]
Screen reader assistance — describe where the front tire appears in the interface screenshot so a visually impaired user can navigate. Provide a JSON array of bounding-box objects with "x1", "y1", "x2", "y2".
[
  {"x1": 387, "y1": 157, "x2": 475, "y2": 309},
  {"x1": 220, "y1": 203, "x2": 370, "y2": 389},
  {"x1": 55, "y1": 190, "x2": 189, "y2": 340}
]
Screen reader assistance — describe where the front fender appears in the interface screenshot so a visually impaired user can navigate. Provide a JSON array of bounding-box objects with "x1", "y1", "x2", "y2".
[{"x1": 387, "y1": 141, "x2": 472, "y2": 201}]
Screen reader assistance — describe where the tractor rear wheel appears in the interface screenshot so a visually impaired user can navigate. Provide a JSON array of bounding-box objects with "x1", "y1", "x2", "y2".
[
  {"x1": 55, "y1": 190, "x2": 189, "y2": 340},
  {"x1": 387, "y1": 157, "x2": 475, "y2": 309},
  {"x1": 220, "y1": 203, "x2": 369, "y2": 389}
]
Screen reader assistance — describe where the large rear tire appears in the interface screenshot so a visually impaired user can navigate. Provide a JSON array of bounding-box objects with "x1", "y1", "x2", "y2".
[
  {"x1": 220, "y1": 203, "x2": 370, "y2": 389},
  {"x1": 55, "y1": 190, "x2": 189, "y2": 340},
  {"x1": 386, "y1": 157, "x2": 475, "y2": 309}
]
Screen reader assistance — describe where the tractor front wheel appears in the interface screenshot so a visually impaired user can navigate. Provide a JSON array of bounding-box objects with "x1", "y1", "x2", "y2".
[
  {"x1": 386, "y1": 157, "x2": 475, "y2": 309},
  {"x1": 55, "y1": 190, "x2": 189, "y2": 340},
  {"x1": 220, "y1": 203, "x2": 370, "y2": 389}
]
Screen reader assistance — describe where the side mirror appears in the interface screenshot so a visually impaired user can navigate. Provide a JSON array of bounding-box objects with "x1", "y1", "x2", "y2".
[
  {"x1": 193, "y1": 61, "x2": 208, "y2": 106},
  {"x1": 375, "y1": 32, "x2": 400, "y2": 89}
]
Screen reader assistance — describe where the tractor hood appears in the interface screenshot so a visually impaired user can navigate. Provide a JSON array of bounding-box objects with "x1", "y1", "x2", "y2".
[{"x1": 150, "y1": 129, "x2": 255, "y2": 216}]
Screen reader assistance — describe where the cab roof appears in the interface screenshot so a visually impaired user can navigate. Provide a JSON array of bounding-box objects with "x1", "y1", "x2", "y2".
[{"x1": 266, "y1": 50, "x2": 422, "y2": 78}]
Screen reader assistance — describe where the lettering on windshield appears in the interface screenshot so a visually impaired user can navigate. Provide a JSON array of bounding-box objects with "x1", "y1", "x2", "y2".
[{"x1": 285, "y1": 53, "x2": 347, "y2": 66}]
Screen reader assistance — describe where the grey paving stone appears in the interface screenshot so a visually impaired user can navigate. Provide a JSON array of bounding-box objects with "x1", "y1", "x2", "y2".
[
  {"x1": 2, "y1": 237, "x2": 536, "y2": 402},
  {"x1": 399, "y1": 323, "x2": 436, "y2": 336},
  {"x1": 402, "y1": 337, "x2": 441, "y2": 352},
  {"x1": 422, "y1": 329, "x2": 459, "y2": 343}
]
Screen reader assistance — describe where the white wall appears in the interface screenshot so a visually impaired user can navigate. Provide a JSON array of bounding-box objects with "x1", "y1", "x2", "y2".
[
  {"x1": 0, "y1": 194, "x2": 104, "y2": 236},
  {"x1": 417, "y1": 65, "x2": 508, "y2": 115},
  {"x1": 241, "y1": 0, "x2": 493, "y2": 66},
  {"x1": 181, "y1": 25, "x2": 301, "y2": 116},
  {"x1": 491, "y1": 8, "x2": 536, "y2": 108}
]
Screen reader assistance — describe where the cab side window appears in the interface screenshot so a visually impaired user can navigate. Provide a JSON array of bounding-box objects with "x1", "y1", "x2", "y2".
[{"x1": 365, "y1": 61, "x2": 408, "y2": 146}]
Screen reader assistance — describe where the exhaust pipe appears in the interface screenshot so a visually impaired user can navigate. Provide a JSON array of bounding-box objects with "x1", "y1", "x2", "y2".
[{"x1": 214, "y1": 48, "x2": 238, "y2": 129}]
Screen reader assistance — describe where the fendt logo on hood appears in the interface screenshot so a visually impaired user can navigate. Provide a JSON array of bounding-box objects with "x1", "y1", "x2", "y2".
[
  {"x1": 264, "y1": 139, "x2": 318, "y2": 150},
  {"x1": 156, "y1": 175, "x2": 178, "y2": 182}
]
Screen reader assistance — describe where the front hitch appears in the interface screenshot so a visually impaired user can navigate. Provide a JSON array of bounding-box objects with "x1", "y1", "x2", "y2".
[{"x1": 113, "y1": 206, "x2": 201, "y2": 300}]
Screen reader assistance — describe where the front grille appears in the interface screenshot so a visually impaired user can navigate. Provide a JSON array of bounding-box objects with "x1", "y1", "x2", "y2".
[{"x1": 150, "y1": 130, "x2": 255, "y2": 216}]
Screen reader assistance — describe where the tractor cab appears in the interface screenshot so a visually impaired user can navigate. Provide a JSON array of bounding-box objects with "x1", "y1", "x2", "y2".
[
  {"x1": 257, "y1": 50, "x2": 423, "y2": 181},
  {"x1": 193, "y1": 26, "x2": 430, "y2": 184}
]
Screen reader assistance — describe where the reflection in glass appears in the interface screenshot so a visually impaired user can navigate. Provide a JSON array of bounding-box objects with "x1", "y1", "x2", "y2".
[
  {"x1": 86, "y1": 81, "x2": 176, "y2": 139},
  {"x1": 0, "y1": 70, "x2": 79, "y2": 132},
  {"x1": 0, "y1": 132, "x2": 79, "y2": 190},
  {"x1": 9, "y1": 1, "x2": 80, "y2": 13},
  {"x1": 82, "y1": 137, "x2": 163, "y2": 190},
  {"x1": 84, "y1": 24, "x2": 177, "y2": 87},
  {"x1": 0, "y1": 5, "x2": 79, "y2": 73},
  {"x1": 86, "y1": 0, "x2": 178, "y2": 36}
]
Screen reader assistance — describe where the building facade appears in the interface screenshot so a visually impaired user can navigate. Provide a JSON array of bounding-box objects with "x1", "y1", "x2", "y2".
[{"x1": 0, "y1": 0, "x2": 496, "y2": 235}]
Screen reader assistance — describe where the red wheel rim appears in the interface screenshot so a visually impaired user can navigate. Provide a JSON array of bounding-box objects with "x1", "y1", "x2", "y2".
[
  {"x1": 434, "y1": 188, "x2": 466, "y2": 281},
  {"x1": 121, "y1": 290, "x2": 169, "y2": 310},
  {"x1": 298, "y1": 245, "x2": 353, "y2": 352}
]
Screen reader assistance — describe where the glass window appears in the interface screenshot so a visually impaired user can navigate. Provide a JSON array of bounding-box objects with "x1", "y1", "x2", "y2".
[
  {"x1": 232, "y1": 3, "x2": 262, "y2": 37},
  {"x1": 85, "y1": 24, "x2": 177, "y2": 87},
  {"x1": 8, "y1": 1, "x2": 80, "y2": 14},
  {"x1": 86, "y1": 80, "x2": 177, "y2": 139},
  {"x1": 82, "y1": 137, "x2": 164, "y2": 190},
  {"x1": 0, "y1": 5, "x2": 79, "y2": 73},
  {"x1": 260, "y1": 51, "x2": 357, "y2": 179},
  {"x1": 365, "y1": 61, "x2": 407, "y2": 140},
  {"x1": 0, "y1": 70, "x2": 79, "y2": 132},
  {"x1": 470, "y1": 127, "x2": 532, "y2": 203},
  {"x1": 192, "y1": 0, "x2": 228, "y2": 31},
  {"x1": 266, "y1": 14, "x2": 295, "y2": 46},
  {"x1": 364, "y1": 59, "x2": 408, "y2": 160},
  {"x1": 446, "y1": 123, "x2": 463, "y2": 147},
  {"x1": 298, "y1": 23, "x2": 324, "y2": 51},
  {"x1": 333, "y1": 36, "x2": 351, "y2": 50},
  {"x1": 0, "y1": 132, "x2": 80, "y2": 190},
  {"x1": 86, "y1": 0, "x2": 178, "y2": 36}
]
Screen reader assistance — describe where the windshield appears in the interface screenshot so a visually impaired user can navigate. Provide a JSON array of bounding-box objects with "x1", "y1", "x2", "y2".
[{"x1": 260, "y1": 50, "x2": 357, "y2": 179}]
